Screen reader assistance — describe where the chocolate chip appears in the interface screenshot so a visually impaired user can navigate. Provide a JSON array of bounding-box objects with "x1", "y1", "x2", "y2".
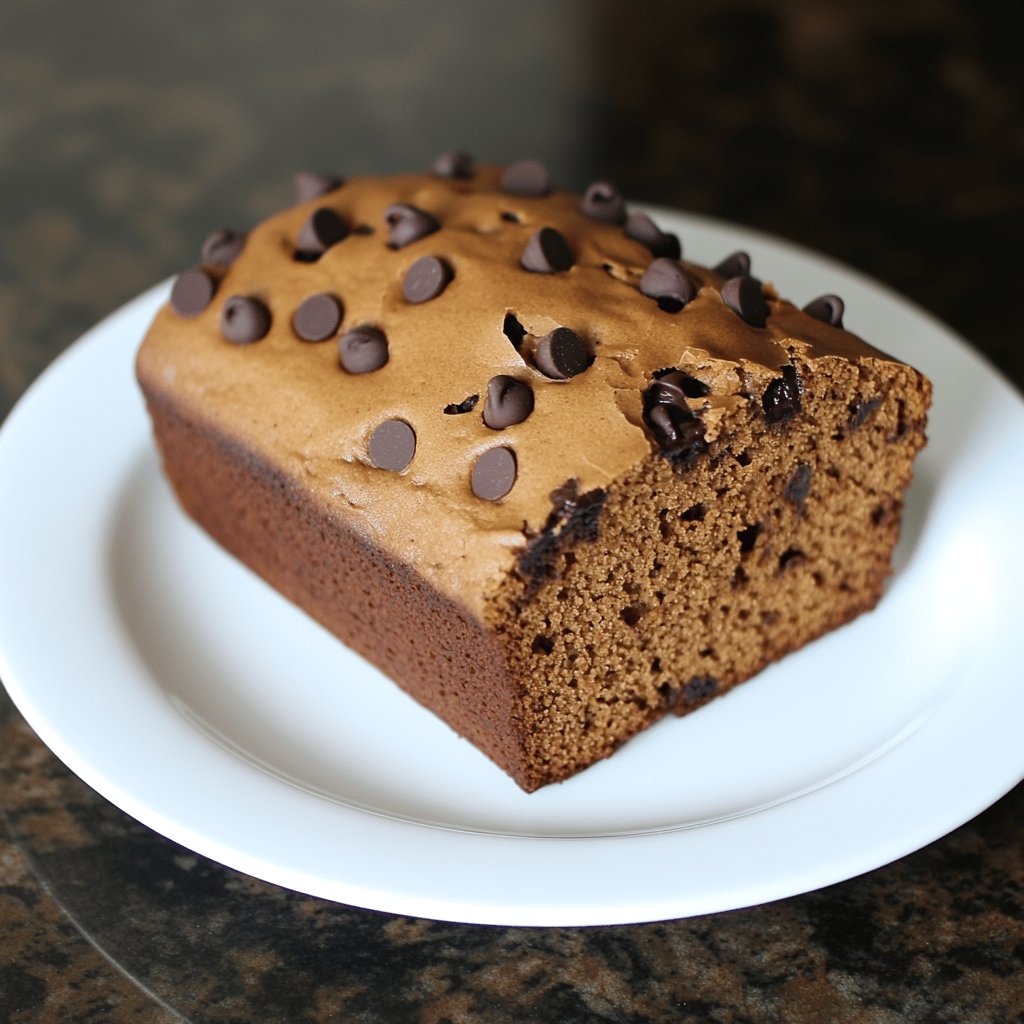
[
  {"x1": 170, "y1": 268, "x2": 216, "y2": 317},
  {"x1": 784, "y1": 462, "x2": 812, "y2": 506},
  {"x1": 472, "y1": 446, "x2": 517, "y2": 500},
  {"x1": 624, "y1": 212, "x2": 681, "y2": 259},
  {"x1": 502, "y1": 312, "x2": 527, "y2": 350},
  {"x1": 402, "y1": 255, "x2": 453, "y2": 303},
  {"x1": 220, "y1": 295, "x2": 271, "y2": 344},
  {"x1": 581, "y1": 181, "x2": 627, "y2": 224},
  {"x1": 520, "y1": 227, "x2": 574, "y2": 273},
  {"x1": 339, "y1": 325, "x2": 389, "y2": 374},
  {"x1": 433, "y1": 150, "x2": 474, "y2": 179},
  {"x1": 500, "y1": 159, "x2": 551, "y2": 197},
  {"x1": 369, "y1": 419, "x2": 415, "y2": 471},
  {"x1": 292, "y1": 293, "x2": 343, "y2": 342},
  {"x1": 296, "y1": 207, "x2": 348, "y2": 258},
  {"x1": 483, "y1": 375, "x2": 534, "y2": 429},
  {"x1": 653, "y1": 367, "x2": 710, "y2": 397},
  {"x1": 535, "y1": 327, "x2": 589, "y2": 380},
  {"x1": 384, "y1": 203, "x2": 440, "y2": 249},
  {"x1": 713, "y1": 251, "x2": 750, "y2": 278},
  {"x1": 847, "y1": 396, "x2": 881, "y2": 432},
  {"x1": 683, "y1": 675, "x2": 718, "y2": 705},
  {"x1": 201, "y1": 229, "x2": 246, "y2": 267},
  {"x1": 294, "y1": 172, "x2": 343, "y2": 204},
  {"x1": 642, "y1": 372, "x2": 707, "y2": 463},
  {"x1": 444, "y1": 394, "x2": 479, "y2": 414},
  {"x1": 763, "y1": 365, "x2": 802, "y2": 423},
  {"x1": 803, "y1": 294, "x2": 845, "y2": 328},
  {"x1": 659, "y1": 675, "x2": 719, "y2": 712},
  {"x1": 544, "y1": 480, "x2": 605, "y2": 537},
  {"x1": 517, "y1": 482, "x2": 606, "y2": 584},
  {"x1": 639, "y1": 258, "x2": 696, "y2": 312},
  {"x1": 722, "y1": 275, "x2": 768, "y2": 328}
]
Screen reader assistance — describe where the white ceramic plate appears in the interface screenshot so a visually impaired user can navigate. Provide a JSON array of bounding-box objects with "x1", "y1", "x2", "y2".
[{"x1": 2, "y1": 210, "x2": 1023, "y2": 927}]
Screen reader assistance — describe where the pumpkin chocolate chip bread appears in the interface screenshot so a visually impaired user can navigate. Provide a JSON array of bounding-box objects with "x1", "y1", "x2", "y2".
[{"x1": 136, "y1": 154, "x2": 932, "y2": 791}]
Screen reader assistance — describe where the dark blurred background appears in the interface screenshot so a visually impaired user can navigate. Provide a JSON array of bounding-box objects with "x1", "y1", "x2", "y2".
[{"x1": 1, "y1": 0, "x2": 1021, "y2": 421}]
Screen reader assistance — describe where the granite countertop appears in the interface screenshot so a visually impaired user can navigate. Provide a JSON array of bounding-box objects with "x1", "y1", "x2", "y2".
[{"x1": 2, "y1": 2, "x2": 1022, "y2": 1021}]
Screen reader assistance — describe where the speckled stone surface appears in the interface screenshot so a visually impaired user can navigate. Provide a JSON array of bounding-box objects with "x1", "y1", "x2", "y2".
[{"x1": 2, "y1": 1, "x2": 1023, "y2": 1021}]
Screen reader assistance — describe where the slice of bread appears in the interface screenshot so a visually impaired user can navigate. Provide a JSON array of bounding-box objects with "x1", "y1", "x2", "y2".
[{"x1": 136, "y1": 161, "x2": 930, "y2": 790}]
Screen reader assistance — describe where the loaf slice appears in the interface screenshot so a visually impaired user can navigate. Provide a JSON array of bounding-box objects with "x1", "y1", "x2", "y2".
[{"x1": 136, "y1": 160, "x2": 931, "y2": 791}]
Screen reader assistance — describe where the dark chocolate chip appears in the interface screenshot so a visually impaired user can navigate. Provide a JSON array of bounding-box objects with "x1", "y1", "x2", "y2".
[
  {"x1": 683, "y1": 675, "x2": 718, "y2": 704},
  {"x1": 296, "y1": 207, "x2": 348, "y2": 257},
  {"x1": 713, "y1": 251, "x2": 750, "y2": 278},
  {"x1": 547, "y1": 478, "x2": 583, "y2": 517},
  {"x1": 339, "y1": 325, "x2": 389, "y2": 374},
  {"x1": 500, "y1": 210, "x2": 521, "y2": 223},
  {"x1": 201, "y1": 229, "x2": 246, "y2": 267},
  {"x1": 433, "y1": 150, "x2": 474, "y2": 179},
  {"x1": 294, "y1": 172, "x2": 343, "y2": 204},
  {"x1": 803, "y1": 294, "x2": 845, "y2": 328},
  {"x1": 483, "y1": 375, "x2": 534, "y2": 429},
  {"x1": 471, "y1": 446, "x2": 517, "y2": 500},
  {"x1": 520, "y1": 227, "x2": 574, "y2": 273},
  {"x1": 847, "y1": 395, "x2": 881, "y2": 432},
  {"x1": 500, "y1": 159, "x2": 551, "y2": 197},
  {"x1": 402, "y1": 255, "x2": 453, "y2": 303},
  {"x1": 642, "y1": 372, "x2": 707, "y2": 463},
  {"x1": 547, "y1": 481, "x2": 606, "y2": 542},
  {"x1": 784, "y1": 462, "x2": 812, "y2": 506},
  {"x1": 444, "y1": 394, "x2": 479, "y2": 415},
  {"x1": 722, "y1": 275, "x2": 768, "y2": 327},
  {"x1": 292, "y1": 293, "x2": 343, "y2": 342},
  {"x1": 535, "y1": 327, "x2": 589, "y2": 380},
  {"x1": 653, "y1": 367, "x2": 710, "y2": 397},
  {"x1": 763, "y1": 364, "x2": 802, "y2": 423},
  {"x1": 384, "y1": 203, "x2": 440, "y2": 249},
  {"x1": 517, "y1": 482, "x2": 606, "y2": 585},
  {"x1": 659, "y1": 675, "x2": 719, "y2": 712},
  {"x1": 220, "y1": 295, "x2": 271, "y2": 344},
  {"x1": 581, "y1": 181, "x2": 627, "y2": 224},
  {"x1": 502, "y1": 312, "x2": 527, "y2": 350},
  {"x1": 170, "y1": 268, "x2": 216, "y2": 317},
  {"x1": 369, "y1": 419, "x2": 415, "y2": 471},
  {"x1": 624, "y1": 211, "x2": 681, "y2": 259},
  {"x1": 639, "y1": 258, "x2": 696, "y2": 312}
]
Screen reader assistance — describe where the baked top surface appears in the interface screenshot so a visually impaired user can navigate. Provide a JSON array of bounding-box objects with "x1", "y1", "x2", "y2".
[{"x1": 136, "y1": 163, "x2": 901, "y2": 614}]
